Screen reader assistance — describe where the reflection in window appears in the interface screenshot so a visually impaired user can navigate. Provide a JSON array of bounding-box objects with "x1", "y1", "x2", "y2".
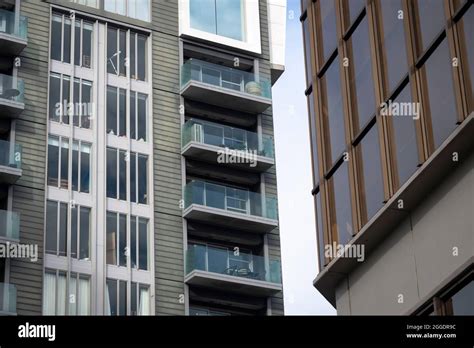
[
  {"x1": 380, "y1": 0, "x2": 408, "y2": 95},
  {"x1": 45, "y1": 200, "x2": 68, "y2": 257},
  {"x1": 458, "y1": 5, "x2": 473, "y2": 112},
  {"x1": 105, "y1": 278, "x2": 127, "y2": 315},
  {"x1": 319, "y1": 0, "x2": 338, "y2": 63},
  {"x1": 330, "y1": 161, "x2": 353, "y2": 245},
  {"x1": 104, "y1": 0, "x2": 150, "y2": 21},
  {"x1": 190, "y1": 0, "x2": 244, "y2": 41},
  {"x1": 424, "y1": 39, "x2": 458, "y2": 149},
  {"x1": 358, "y1": 123, "x2": 384, "y2": 222},
  {"x1": 51, "y1": 14, "x2": 63, "y2": 62},
  {"x1": 47, "y1": 136, "x2": 70, "y2": 189},
  {"x1": 107, "y1": 27, "x2": 126, "y2": 77},
  {"x1": 72, "y1": 78, "x2": 93, "y2": 129},
  {"x1": 74, "y1": 19, "x2": 94, "y2": 68},
  {"x1": 48, "y1": 73, "x2": 71, "y2": 125},
  {"x1": 345, "y1": 0, "x2": 365, "y2": 28},
  {"x1": 106, "y1": 212, "x2": 127, "y2": 267},
  {"x1": 71, "y1": 206, "x2": 91, "y2": 260},
  {"x1": 72, "y1": 141, "x2": 91, "y2": 193},
  {"x1": 131, "y1": 217, "x2": 149, "y2": 270},
  {"x1": 106, "y1": 86, "x2": 127, "y2": 137},
  {"x1": 416, "y1": 0, "x2": 445, "y2": 54},
  {"x1": 449, "y1": 280, "x2": 474, "y2": 315},
  {"x1": 106, "y1": 148, "x2": 127, "y2": 200},
  {"x1": 321, "y1": 56, "x2": 346, "y2": 164},
  {"x1": 390, "y1": 83, "x2": 419, "y2": 188},
  {"x1": 130, "y1": 92, "x2": 148, "y2": 141},
  {"x1": 131, "y1": 282, "x2": 150, "y2": 315},
  {"x1": 349, "y1": 16, "x2": 376, "y2": 130}
]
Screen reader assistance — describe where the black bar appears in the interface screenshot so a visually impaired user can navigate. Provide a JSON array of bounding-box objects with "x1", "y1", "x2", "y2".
[{"x1": 0, "y1": 316, "x2": 472, "y2": 346}]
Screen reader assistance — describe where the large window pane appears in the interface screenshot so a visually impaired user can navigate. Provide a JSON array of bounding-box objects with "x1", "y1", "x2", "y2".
[
  {"x1": 119, "y1": 150, "x2": 127, "y2": 201},
  {"x1": 308, "y1": 93, "x2": 319, "y2": 182},
  {"x1": 60, "y1": 140, "x2": 69, "y2": 189},
  {"x1": 59, "y1": 202, "x2": 68, "y2": 257},
  {"x1": 71, "y1": 206, "x2": 78, "y2": 259},
  {"x1": 107, "y1": 27, "x2": 118, "y2": 75},
  {"x1": 72, "y1": 141, "x2": 79, "y2": 191},
  {"x1": 380, "y1": 0, "x2": 408, "y2": 95},
  {"x1": 450, "y1": 281, "x2": 474, "y2": 315},
  {"x1": 331, "y1": 161, "x2": 353, "y2": 244},
  {"x1": 49, "y1": 74, "x2": 61, "y2": 122},
  {"x1": 106, "y1": 212, "x2": 117, "y2": 265},
  {"x1": 425, "y1": 39, "x2": 458, "y2": 149},
  {"x1": 119, "y1": 214, "x2": 127, "y2": 267},
  {"x1": 459, "y1": 6, "x2": 473, "y2": 109},
  {"x1": 82, "y1": 22, "x2": 93, "y2": 68},
  {"x1": 358, "y1": 124, "x2": 384, "y2": 221},
  {"x1": 137, "y1": 93, "x2": 147, "y2": 141},
  {"x1": 391, "y1": 83, "x2": 419, "y2": 187},
  {"x1": 51, "y1": 15, "x2": 62, "y2": 61},
  {"x1": 131, "y1": 216, "x2": 137, "y2": 269},
  {"x1": 62, "y1": 76, "x2": 71, "y2": 125},
  {"x1": 349, "y1": 16, "x2": 376, "y2": 130},
  {"x1": 137, "y1": 35, "x2": 147, "y2": 81},
  {"x1": 107, "y1": 86, "x2": 117, "y2": 135},
  {"x1": 106, "y1": 148, "x2": 117, "y2": 198},
  {"x1": 346, "y1": 0, "x2": 365, "y2": 28},
  {"x1": 138, "y1": 218, "x2": 148, "y2": 270},
  {"x1": 322, "y1": 56, "x2": 346, "y2": 164},
  {"x1": 119, "y1": 88, "x2": 127, "y2": 136},
  {"x1": 417, "y1": 0, "x2": 445, "y2": 54},
  {"x1": 319, "y1": 0, "x2": 338, "y2": 63},
  {"x1": 119, "y1": 280, "x2": 127, "y2": 315},
  {"x1": 81, "y1": 81, "x2": 92, "y2": 128},
  {"x1": 74, "y1": 21, "x2": 81, "y2": 66},
  {"x1": 45, "y1": 201, "x2": 58, "y2": 255},
  {"x1": 106, "y1": 279, "x2": 117, "y2": 315},
  {"x1": 315, "y1": 191, "x2": 325, "y2": 269},
  {"x1": 190, "y1": 0, "x2": 217, "y2": 35},
  {"x1": 63, "y1": 18, "x2": 72, "y2": 64},
  {"x1": 47, "y1": 136, "x2": 59, "y2": 187},
  {"x1": 79, "y1": 207, "x2": 90, "y2": 260},
  {"x1": 119, "y1": 30, "x2": 127, "y2": 77},
  {"x1": 130, "y1": 153, "x2": 137, "y2": 203},
  {"x1": 138, "y1": 155, "x2": 148, "y2": 204},
  {"x1": 216, "y1": 0, "x2": 243, "y2": 40},
  {"x1": 80, "y1": 143, "x2": 91, "y2": 193},
  {"x1": 303, "y1": 15, "x2": 313, "y2": 85}
]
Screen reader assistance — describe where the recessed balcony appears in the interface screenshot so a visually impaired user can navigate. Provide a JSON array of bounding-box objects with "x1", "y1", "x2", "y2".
[
  {"x1": 182, "y1": 119, "x2": 275, "y2": 172},
  {"x1": 185, "y1": 244, "x2": 282, "y2": 297},
  {"x1": 0, "y1": 209, "x2": 20, "y2": 243},
  {"x1": 0, "y1": 140, "x2": 22, "y2": 184},
  {"x1": 0, "y1": 73, "x2": 25, "y2": 118},
  {"x1": 180, "y1": 58, "x2": 272, "y2": 114},
  {"x1": 0, "y1": 283, "x2": 16, "y2": 315},
  {"x1": 0, "y1": 9, "x2": 28, "y2": 55},
  {"x1": 183, "y1": 180, "x2": 278, "y2": 233}
]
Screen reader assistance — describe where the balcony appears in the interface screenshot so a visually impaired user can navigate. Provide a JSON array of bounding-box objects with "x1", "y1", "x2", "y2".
[
  {"x1": 0, "y1": 9, "x2": 28, "y2": 55},
  {"x1": 182, "y1": 119, "x2": 275, "y2": 172},
  {"x1": 185, "y1": 244, "x2": 282, "y2": 297},
  {"x1": 0, "y1": 283, "x2": 16, "y2": 315},
  {"x1": 180, "y1": 59, "x2": 272, "y2": 114},
  {"x1": 0, "y1": 210, "x2": 20, "y2": 243},
  {"x1": 0, "y1": 140, "x2": 22, "y2": 184},
  {"x1": 0, "y1": 73, "x2": 25, "y2": 118},
  {"x1": 183, "y1": 181, "x2": 278, "y2": 233}
]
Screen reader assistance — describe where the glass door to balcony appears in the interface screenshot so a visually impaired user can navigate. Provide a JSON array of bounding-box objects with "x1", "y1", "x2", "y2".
[{"x1": 226, "y1": 187, "x2": 249, "y2": 214}]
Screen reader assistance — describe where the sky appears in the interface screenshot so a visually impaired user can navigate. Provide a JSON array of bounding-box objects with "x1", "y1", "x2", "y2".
[{"x1": 273, "y1": 0, "x2": 336, "y2": 315}]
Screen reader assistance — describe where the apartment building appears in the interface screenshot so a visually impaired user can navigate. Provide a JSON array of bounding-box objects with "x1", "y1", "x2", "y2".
[
  {"x1": 0, "y1": 0, "x2": 286, "y2": 316},
  {"x1": 302, "y1": 0, "x2": 473, "y2": 314}
]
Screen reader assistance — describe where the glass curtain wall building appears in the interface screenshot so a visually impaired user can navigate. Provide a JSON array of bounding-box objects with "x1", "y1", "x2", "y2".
[
  {"x1": 302, "y1": 0, "x2": 473, "y2": 315},
  {"x1": 0, "y1": 0, "x2": 286, "y2": 316}
]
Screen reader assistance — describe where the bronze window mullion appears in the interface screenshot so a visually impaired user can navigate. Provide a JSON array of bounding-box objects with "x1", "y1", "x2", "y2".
[
  {"x1": 406, "y1": 0, "x2": 432, "y2": 161},
  {"x1": 367, "y1": 0, "x2": 394, "y2": 201},
  {"x1": 336, "y1": 0, "x2": 361, "y2": 235},
  {"x1": 446, "y1": 0, "x2": 471, "y2": 121}
]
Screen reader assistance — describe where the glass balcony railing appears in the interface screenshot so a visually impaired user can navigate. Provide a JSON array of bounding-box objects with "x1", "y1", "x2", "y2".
[
  {"x1": 0, "y1": 9, "x2": 28, "y2": 40},
  {"x1": 181, "y1": 58, "x2": 272, "y2": 99},
  {"x1": 186, "y1": 244, "x2": 282, "y2": 284},
  {"x1": 0, "y1": 140, "x2": 22, "y2": 169},
  {"x1": 0, "y1": 73, "x2": 25, "y2": 104},
  {"x1": 182, "y1": 119, "x2": 275, "y2": 159},
  {"x1": 0, "y1": 210, "x2": 20, "y2": 241},
  {"x1": 184, "y1": 180, "x2": 278, "y2": 220},
  {"x1": 0, "y1": 283, "x2": 17, "y2": 314}
]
